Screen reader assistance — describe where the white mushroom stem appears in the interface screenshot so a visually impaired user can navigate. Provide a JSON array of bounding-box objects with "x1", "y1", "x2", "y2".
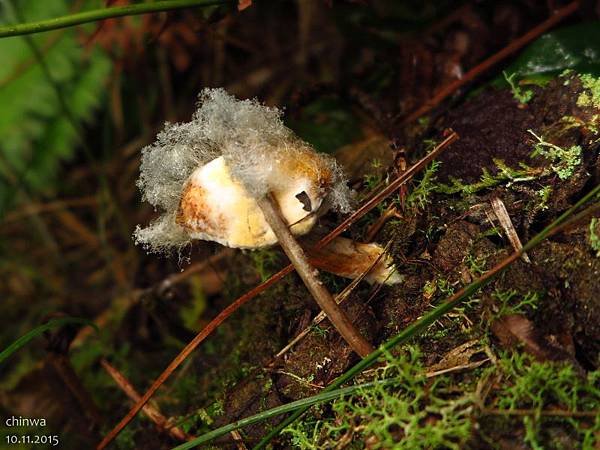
[{"x1": 257, "y1": 193, "x2": 374, "y2": 358}]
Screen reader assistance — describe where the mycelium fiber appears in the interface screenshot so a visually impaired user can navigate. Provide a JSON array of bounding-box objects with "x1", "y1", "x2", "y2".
[{"x1": 134, "y1": 88, "x2": 351, "y2": 253}]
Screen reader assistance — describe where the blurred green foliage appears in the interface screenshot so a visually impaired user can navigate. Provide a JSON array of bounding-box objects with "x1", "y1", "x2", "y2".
[
  {"x1": 0, "y1": 0, "x2": 111, "y2": 203},
  {"x1": 497, "y1": 22, "x2": 600, "y2": 86},
  {"x1": 287, "y1": 97, "x2": 361, "y2": 154}
]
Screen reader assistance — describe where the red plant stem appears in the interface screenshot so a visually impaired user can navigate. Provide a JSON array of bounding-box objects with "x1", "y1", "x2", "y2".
[
  {"x1": 101, "y1": 359, "x2": 192, "y2": 442},
  {"x1": 96, "y1": 132, "x2": 458, "y2": 450},
  {"x1": 400, "y1": 1, "x2": 580, "y2": 125}
]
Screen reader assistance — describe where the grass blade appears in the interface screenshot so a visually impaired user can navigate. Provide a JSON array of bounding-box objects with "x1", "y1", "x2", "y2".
[
  {"x1": 0, "y1": 317, "x2": 97, "y2": 365},
  {"x1": 172, "y1": 378, "x2": 401, "y2": 450}
]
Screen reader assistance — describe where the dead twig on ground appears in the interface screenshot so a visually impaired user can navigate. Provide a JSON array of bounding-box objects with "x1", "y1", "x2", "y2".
[
  {"x1": 101, "y1": 359, "x2": 192, "y2": 442},
  {"x1": 274, "y1": 241, "x2": 393, "y2": 360}
]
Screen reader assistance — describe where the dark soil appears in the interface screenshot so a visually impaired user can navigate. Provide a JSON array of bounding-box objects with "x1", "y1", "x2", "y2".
[{"x1": 204, "y1": 73, "x2": 600, "y2": 448}]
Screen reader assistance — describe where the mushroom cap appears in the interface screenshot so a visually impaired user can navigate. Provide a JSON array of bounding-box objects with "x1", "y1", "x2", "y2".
[{"x1": 176, "y1": 155, "x2": 330, "y2": 248}]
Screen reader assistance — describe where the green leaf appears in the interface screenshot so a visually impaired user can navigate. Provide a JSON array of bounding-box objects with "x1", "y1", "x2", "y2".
[
  {"x1": 500, "y1": 22, "x2": 600, "y2": 84},
  {"x1": 0, "y1": 0, "x2": 111, "y2": 199},
  {"x1": 0, "y1": 317, "x2": 98, "y2": 365}
]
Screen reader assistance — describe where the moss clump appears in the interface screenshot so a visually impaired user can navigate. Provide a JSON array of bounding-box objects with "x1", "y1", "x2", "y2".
[
  {"x1": 536, "y1": 185, "x2": 553, "y2": 211},
  {"x1": 405, "y1": 160, "x2": 440, "y2": 210},
  {"x1": 488, "y1": 353, "x2": 600, "y2": 449},
  {"x1": 434, "y1": 159, "x2": 539, "y2": 196},
  {"x1": 491, "y1": 289, "x2": 540, "y2": 319},
  {"x1": 528, "y1": 129, "x2": 582, "y2": 180},
  {"x1": 284, "y1": 347, "x2": 473, "y2": 450},
  {"x1": 577, "y1": 74, "x2": 600, "y2": 109}
]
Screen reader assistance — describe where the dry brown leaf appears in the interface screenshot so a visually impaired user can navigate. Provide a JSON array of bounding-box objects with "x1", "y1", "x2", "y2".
[{"x1": 491, "y1": 314, "x2": 575, "y2": 363}]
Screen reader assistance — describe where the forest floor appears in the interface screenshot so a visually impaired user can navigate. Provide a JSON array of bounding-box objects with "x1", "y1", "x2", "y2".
[
  {"x1": 186, "y1": 71, "x2": 600, "y2": 450},
  {"x1": 1, "y1": 2, "x2": 599, "y2": 449}
]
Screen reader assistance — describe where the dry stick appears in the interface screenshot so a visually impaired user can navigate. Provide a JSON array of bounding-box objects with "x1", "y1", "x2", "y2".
[
  {"x1": 257, "y1": 194, "x2": 374, "y2": 357},
  {"x1": 275, "y1": 240, "x2": 393, "y2": 359},
  {"x1": 479, "y1": 408, "x2": 598, "y2": 418},
  {"x1": 96, "y1": 132, "x2": 458, "y2": 449},
  {"x1": 400, "y1": 1, "x2": 580, "y2": 125},
  {"x1": 101, "y1": 359, "x2": 192, "y2": 442}
]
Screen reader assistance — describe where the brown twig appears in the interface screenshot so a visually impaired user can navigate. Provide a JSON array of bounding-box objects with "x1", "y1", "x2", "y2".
[
  {"x1": 100, "y1": 359, "x2": 192, "y2": 442},
  {"x1": 257, "y1": 194, "x2": 374, "y2": 357},
  {"x1": 96, "y1": 131, "x2": 458, "y2": 449},
  {"x1": 275, "y1": 240, "x2": 393, "y2": 360},
  {"x1": 425, "y1": 359, "x2": 490, "y2": 378},
  {"x1": 400, "y1": 1, "x2": 580, "y2": 125},
  {"x1": 364, "y1": 204, "x2": 402, "y2": 243}
]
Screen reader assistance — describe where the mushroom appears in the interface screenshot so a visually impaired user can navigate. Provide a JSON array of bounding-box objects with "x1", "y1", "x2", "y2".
[
  {"x1": 135, "y1": 88, "x2": 380, "y2": 356},
  {"x1": 175, "y1": 151, "x2": 330, "y2": 249}
]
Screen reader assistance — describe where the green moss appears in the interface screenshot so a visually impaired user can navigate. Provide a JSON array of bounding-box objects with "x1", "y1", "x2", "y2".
[
  {"x1": 174, "y1": 400, "x2": 224, "y2": 435},
  {"x1": 503, "y1": 71, "x2": 534, "y2": 104},
  {"x1": 536, "y1": 186, "x2": 553, "y2": 211},
  {"x1": 363, "y1": 159, "x2": 384, "y2": 192},
  {"x1": 491, "y1": 289, "x2": 539, "y2": 319},
  {"x1": 284, "y1": 346, "x2": 473, "y2": 449},
  {"x1": 405, "y1": 160, "x2": 440, "y2": 210},
  {"x1": 310, "y1": 324, "x2": 329, "y2": 338},
  {"x1": 423, "y1": 277, "x2": 456, "y2": 300},
  {"x1": 465, "y1": 253, "x2": 487, "y2": 276},
  {"x1": 489, "y1": 352, "x2": 600, "y2": 449},
  {"x1": 282, "y1": 326, "x2": 598, "y2": 449},
  {"x1": 528, "y1": 129, "x2": 582, "y2": 180},
  {"x1": 435, "y1": 159, "x2": 539, "y2": 196},
  {"x1": 577, "y1": 74, "x2": 600, "y2": 109}
]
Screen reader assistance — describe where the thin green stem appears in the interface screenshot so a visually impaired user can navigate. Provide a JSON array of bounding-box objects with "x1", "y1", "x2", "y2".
[
  {"x1": 251, "y1": 184, "x2": 600, "y2": 449},
  {"x1": 0, "y1": 0, "x2": 232, "y2": 38}
]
